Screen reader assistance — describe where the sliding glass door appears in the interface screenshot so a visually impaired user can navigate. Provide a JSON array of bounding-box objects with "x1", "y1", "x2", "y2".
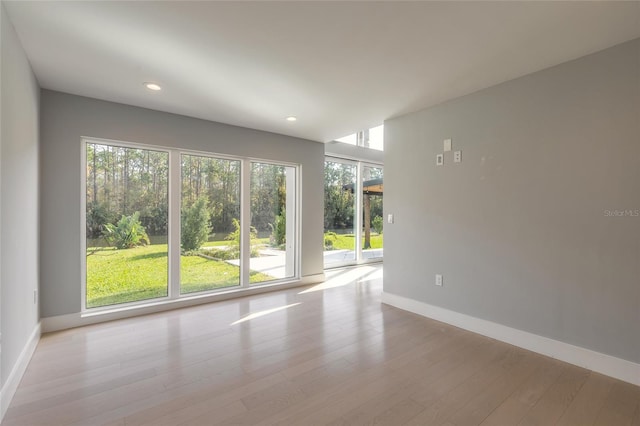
[
  {"x1": 249, "y1": 162, "x2": 296, "y2": 283},
  {"x1": 323, "y1": 158, "x2": 383, "y2": 269},
  {"x1": 361, "y1": 165, "x2": 383, "y2": 261},
  {"x1": 323, "y1": 159, "x2": 357, "y2": 268}
]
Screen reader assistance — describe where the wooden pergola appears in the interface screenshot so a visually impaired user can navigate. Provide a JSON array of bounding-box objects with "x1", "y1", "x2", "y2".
[
  {"x1": 342, "y1": 178, "x2": 383, "y2": 250},
  {"x1": 342, "y1": 178, "x2": 383, "y2": 196}
]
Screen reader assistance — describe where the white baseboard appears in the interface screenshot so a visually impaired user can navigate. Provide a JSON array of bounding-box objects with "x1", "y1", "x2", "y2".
[
  {"x1": 42, "y1": 273, "x2": 325, "y2": 333},
  {"x1": 0, "y1": 322, "x2": 41, "y2": 423},
  {"x1": 381, "y1": 291, "x2": 640, "y2": 386}
]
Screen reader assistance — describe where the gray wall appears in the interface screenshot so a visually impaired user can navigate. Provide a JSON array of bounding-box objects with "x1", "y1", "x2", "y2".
[
  {"x1": 384, "y1": 38, "x2": 640, "y2": 363},
  {"x1": 1, "y1": 2, "x2": 40, "y2": 386},
  {"x1": 40, "y1": 91, "x2": 324, "y2": 318}
]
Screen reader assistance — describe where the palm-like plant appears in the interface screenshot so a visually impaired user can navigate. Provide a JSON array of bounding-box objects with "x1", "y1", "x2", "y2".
[{"x1": 102, "y1": 212, "x2": 150, "y2": 249}]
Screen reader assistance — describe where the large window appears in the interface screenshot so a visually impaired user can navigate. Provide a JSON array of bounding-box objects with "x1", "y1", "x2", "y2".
[
  {"x1": 85, "y1": 143, "x2": 169, "y2": 308},
  {"x1": 323, "y1": 158, "x2": 383, "y2": 268},
  {"x1": 180, "y1": 154, "x2": 241, "y2": 294},
  {"x1": 83, "y1": 139, "x2": 299, "y2": 310}
]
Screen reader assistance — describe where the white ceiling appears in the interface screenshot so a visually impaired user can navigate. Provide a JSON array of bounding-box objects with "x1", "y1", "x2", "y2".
[{"x1": 4, "y1": 1, "x2": 640, "y2": 143}]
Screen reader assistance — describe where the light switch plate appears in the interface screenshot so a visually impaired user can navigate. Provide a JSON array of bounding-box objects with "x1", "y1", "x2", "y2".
[
  {"x1": 436, "y1": 154, "x2": 444, "y2": 166},
  {"x1": 387, "y1": 214, "x2": 394, "y2": 224},
  {"x1": 454, "y1": 151, "x2": 462, "y2": 163},
  {"x1": 435, "y1": 274, "x2": 443, "y2": 286},
  {"x1": 444, "y1": 139, "x2": 452, "y2": 152}
]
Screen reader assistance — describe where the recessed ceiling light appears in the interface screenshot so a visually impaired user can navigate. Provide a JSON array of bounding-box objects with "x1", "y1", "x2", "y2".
[
  {"x1": 144, "y1": 82, "x2": 162, "y2": 91},
  {"x1": 286, "y1": 116, "x2": 297, "y2": 122}
]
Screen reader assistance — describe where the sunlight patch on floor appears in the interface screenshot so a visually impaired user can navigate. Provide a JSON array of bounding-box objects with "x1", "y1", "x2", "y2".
[
  {"x1": 299, "y1": 266, "x2": 379, "y2": 294},
  {"x1": 357, "y1": 267, "x2": 383, "y2": 283},
  {"x1": 231, "y1": 302, "x2": 301, "y2": 325}
]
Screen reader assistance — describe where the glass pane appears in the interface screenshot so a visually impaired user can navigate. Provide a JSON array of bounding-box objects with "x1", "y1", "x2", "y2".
[
  {"x1": 367, "y1": 125, "x2": 384, "y2": 151},
  {"x1": 362, "y1": 165, "x2": 383, "y2": 260},
  {"x1": 323, "y1": 160, "x2": 357, "y2": 267},
  {"x1": 180, "y1": 155, "x2": 241, "y2": 294},
  {"x1": 250, "y1": 163, "x2": 295, "y2": 283},
  {"x1": 336, "y1": 133, "x2": 357, "y2": 145},
  {"x1": 86, "y1": 143, "x2": 169, "y2": 308}
]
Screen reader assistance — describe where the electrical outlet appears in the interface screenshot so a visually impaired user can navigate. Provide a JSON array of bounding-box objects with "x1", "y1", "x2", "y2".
[
  {"x1": 435, "y1": 274, "x2": 443, "y2": 286},
  {"x1": 454, "y1": 151, "x2": 462, "y2": 163}
]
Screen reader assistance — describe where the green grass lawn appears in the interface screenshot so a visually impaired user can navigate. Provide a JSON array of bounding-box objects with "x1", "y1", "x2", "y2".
[
  {"x1": 325, "y1": 233, "x2": 383, "y2": 250},
  {"x1": 86, "y1": 244, "x2": 270, "y2": 308},
  {"x1": 200, "y1": 237, "x2": 270, "y2": 248}
]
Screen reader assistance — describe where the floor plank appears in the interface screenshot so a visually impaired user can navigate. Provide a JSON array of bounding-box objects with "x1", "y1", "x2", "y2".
[
  {"x1": 555, "y1": 372, "x2": 616, "y2": 426},
  {"x1": 480, "y1": 359, "x2": 565, "y2": 426},
  {"x1": 593, "y1": 381, "x2": 640, "y2": 426},
  {"x1": 517, "y1": 364, "x2": 591, "y2": 426}
]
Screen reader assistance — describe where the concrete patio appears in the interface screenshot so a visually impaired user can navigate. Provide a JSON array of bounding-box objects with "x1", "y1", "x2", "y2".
[{"x1": 228, "y1": 248, "x2": 384, "y2": 280}]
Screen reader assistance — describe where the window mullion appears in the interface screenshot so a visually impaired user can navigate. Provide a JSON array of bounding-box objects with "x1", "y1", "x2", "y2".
[
  {"x1": 240, "y1": 159, "x2": 251, "y2": 288},
  {"x1": 355, "y1": 161, "x2": 363, "y2": 263},
  {"x1": 168, "y1": 150, "x2": 181, "y2": 298}
]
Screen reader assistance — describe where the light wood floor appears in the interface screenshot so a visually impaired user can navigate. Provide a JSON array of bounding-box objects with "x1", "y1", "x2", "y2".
[{"x1": 4, "y1": 265, "x2": 639, "y2": 426}]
